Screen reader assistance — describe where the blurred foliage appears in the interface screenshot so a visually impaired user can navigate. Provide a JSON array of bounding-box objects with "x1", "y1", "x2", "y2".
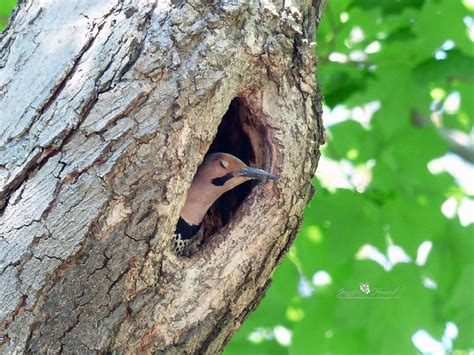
[
  {"x1": 0, "y1": 0, "x2": 15, "y2": 30},
  {"x1": 1, "y1": 0, "x2": 472, "y2": 353},
  {"x1": 227, "y1": 0, "x2": 474, "y2": 354}
]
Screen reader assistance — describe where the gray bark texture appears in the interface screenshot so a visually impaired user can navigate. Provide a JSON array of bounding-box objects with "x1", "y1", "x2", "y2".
[{"x1": 0, "y1": 0, "x2": 325, "y2": 353}]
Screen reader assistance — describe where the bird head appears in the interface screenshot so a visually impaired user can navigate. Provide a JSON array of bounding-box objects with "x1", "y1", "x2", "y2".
[
  {"x1": 180, "y1": 152, "x2": 279, "y2": 225},
  {"x1": 198, "y1": 152, "x2": 279, "y2": 192}
]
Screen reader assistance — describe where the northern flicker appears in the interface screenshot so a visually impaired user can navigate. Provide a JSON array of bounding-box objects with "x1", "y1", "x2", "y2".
[{"x1": 172, "y1": 152, "x2": 279, "y2": 256}]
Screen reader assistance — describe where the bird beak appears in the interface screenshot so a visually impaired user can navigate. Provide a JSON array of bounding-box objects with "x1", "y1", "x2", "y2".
[{"x1": 237, "y1": 166, "x2": 280, "y2": 180}]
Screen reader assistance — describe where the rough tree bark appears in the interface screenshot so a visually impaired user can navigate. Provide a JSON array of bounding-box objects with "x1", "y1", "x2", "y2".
[{"x1": 0, "y1": 0, "x2": 325, "y2": 353}]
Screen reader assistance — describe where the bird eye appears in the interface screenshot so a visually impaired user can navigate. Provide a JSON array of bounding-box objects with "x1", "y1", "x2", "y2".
[{"x1": 220, "y1": 160, "x2": 229, "y2": 169}]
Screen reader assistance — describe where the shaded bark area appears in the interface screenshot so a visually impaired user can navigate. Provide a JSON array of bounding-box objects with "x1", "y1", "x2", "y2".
[{"x1": 0, "y1": 0, "x2": 325, "y2": 353}]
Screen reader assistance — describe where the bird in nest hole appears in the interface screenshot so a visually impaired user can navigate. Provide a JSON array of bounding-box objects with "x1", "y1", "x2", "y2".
[{"x1": 172, "y1": 152, "x2": 279, "y2": 256}]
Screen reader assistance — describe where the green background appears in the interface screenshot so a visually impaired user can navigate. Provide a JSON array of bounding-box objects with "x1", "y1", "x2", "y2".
[
  {"x1": 1, "y1": 0, "x2": 473, "y2": 353},
  {"x1": 0, "y1": 0, "x2": 15, "y2": 30}
]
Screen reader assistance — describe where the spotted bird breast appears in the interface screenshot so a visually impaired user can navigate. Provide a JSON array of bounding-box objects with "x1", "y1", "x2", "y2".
[{"x1": 172, "y1": 217, "x2": 202, "y2": 256}]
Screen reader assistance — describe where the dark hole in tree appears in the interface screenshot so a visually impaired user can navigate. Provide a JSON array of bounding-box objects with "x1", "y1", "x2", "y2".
[{"x1": 201, "y1": 98, "x2": 266, "y2": 239}]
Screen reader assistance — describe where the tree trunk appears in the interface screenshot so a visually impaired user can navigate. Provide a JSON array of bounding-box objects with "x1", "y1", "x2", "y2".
[{"x1": 0, "y1": 0, "x2": 325, "y2": 353}]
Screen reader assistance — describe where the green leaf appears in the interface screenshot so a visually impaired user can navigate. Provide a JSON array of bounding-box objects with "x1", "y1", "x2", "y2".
[
  {"x1": 444, "y1": 264, "x2": 474, "y2": 348},
  {"x1": 350, "y1": 0, "x2": 425, "y2": 15},
  {"x1": 323, "y1": 120, "x2": 377, "y2": 163},
  {"x1": 414, "y1": 51, "x2": 474, "y2": 86},
  {"x1": 0, "y1": 0, "x2": 16, "y2": 17},
  {"x1": 320, "y1": 66, "x2": 372, "y2": 108},
  {"x1": 0, "y1": 0, "x2": 16, "y2": 31}
]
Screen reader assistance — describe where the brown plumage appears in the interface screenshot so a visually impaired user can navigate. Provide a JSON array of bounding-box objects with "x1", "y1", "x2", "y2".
[{"x1": 172, "y1": 152, "x2": 279, "y2": 256}]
